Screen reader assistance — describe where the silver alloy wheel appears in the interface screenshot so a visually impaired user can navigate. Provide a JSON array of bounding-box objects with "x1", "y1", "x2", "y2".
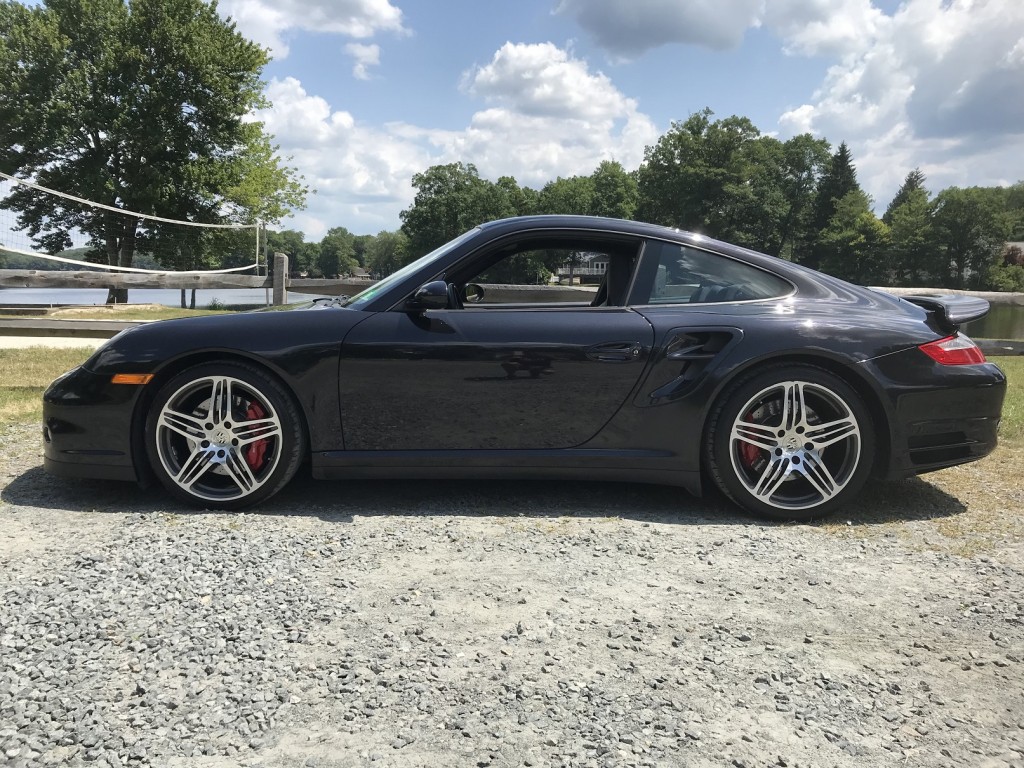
[
  {"x1": 728, "y1": 380, "x2": 861, "y2": 511},
  {"x1": 154, "y1": 375, "x2": 284, "y2": 502}
]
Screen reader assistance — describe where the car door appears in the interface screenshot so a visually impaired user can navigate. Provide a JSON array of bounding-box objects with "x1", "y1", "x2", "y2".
[
  {"x1": 338, "y1": 306, "x2": 654, "y2": 451},
  {"x1": 337, "y1": 238, "x2": 655, "y2": 451}
]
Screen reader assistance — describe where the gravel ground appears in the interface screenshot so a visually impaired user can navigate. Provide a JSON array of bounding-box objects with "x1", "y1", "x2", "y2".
[{"x1": 1, "y1": 420, "x2": 1023, "y2": 768}]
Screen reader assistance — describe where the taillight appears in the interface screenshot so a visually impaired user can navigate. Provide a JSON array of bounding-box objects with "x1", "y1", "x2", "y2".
[{"x1": 918, "y1": 334, "x2": 987, "y2": 365}]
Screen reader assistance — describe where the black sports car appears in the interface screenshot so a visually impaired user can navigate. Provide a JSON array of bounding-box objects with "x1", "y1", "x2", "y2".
[{"x1": 43, "y1": 216, "x2": 1007, "y2": 520}]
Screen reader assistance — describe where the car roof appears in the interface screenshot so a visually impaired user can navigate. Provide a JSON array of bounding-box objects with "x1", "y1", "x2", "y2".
[{"x1": 479, "y1": 215, "x2": 689, "y2": 240}]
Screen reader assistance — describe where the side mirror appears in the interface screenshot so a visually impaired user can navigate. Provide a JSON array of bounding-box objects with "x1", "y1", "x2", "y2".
[
  {"x1": 465, "y1": 283, "x2": 486, "y2": 304},
  {"x1": 407, "y1": 280, "x2": 449, "y2": 311}
]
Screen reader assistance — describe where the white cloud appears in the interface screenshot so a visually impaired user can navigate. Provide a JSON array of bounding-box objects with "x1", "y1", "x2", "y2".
[
  {"x1": 778, "y1": 0, "x2": 1024, "y2": 206},
  {"x1": 463, "y1": 42, "x2": 630, "y2": 121},
  {"x1": 345, "y1": 43, "x2": 381, "y2": 80},
  {"x1": 453, "y1": 43, "x2": 657, "y2": 182},
  {"x1": 762, "y1": 0, "x2": 887, "y2": 57},
  {"x1": 220, "y1": 0, "x2": 404, "y2": 58},
  {"x1": 556, "y1": 0, "x2": 761, "y2": 55},
  {"x1": 555, "y1": 0, "x2": 885, "y2": 57},
  {"x1": 255, "y1": 77, "x2": 434, "y2": 236},
  {"x1": 258, "y1": 44, "x2": 658, "y2": 233}
]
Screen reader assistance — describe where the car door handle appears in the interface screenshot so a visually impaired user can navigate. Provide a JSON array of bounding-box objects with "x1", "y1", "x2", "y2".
[{"x1": 586, "y1": 341, "x2": 643, "y2": 362}]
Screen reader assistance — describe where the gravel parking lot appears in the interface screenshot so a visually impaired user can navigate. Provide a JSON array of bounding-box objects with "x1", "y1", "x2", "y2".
[{"x1": 1, "y1": 420, "x2": 1023, "y2": 768}]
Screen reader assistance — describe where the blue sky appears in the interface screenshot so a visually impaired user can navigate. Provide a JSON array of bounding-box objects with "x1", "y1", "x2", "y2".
[{"x1": 77, "y1": 0, "x2": 1024, "y2": 238}]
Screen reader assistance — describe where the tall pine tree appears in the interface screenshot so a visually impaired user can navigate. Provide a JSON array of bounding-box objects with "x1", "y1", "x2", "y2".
[
  {"x1": 884, "y1": 170, "x2": 934, "y2": 285},
  {"x1": 883, "y1": 169, "x2": 927, "y2": 225},
  {"x1": 805, "y1": 142, "x2": 861, "y2": 268}
]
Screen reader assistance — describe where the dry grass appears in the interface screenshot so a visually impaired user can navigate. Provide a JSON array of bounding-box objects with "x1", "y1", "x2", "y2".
[
  {"x1": 821, "y1": 356, "x2": 1023, "y2": 556},
  {"x1": 46, "y1": 304, "x2": 233, "y2": 322},
  {"x1": 997, "y1": 356, "x2": 1024, "y2": 442},
  {"x1": 0, "y1": 347, "x2": 92, "y2": 422},
  {"x1": 0, "y1": 304, "x2": 236, "y2": 322}
]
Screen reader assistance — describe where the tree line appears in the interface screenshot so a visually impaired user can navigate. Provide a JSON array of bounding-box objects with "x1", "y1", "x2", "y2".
[{"x1": 283, "y1": 108, "x2": 1021, "y2": 291}]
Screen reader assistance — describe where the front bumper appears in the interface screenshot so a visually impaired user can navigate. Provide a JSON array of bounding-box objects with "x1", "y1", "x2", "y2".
[{"x1": 42, "y1": 366, "x2": 141, "y2": 482}]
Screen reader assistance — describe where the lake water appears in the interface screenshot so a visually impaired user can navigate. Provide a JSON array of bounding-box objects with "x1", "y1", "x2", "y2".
[
  {"x1": 963, "y1": 303, "x2": 1024, "y2": 341},
  {"x1": 3, "y1": 287, "x2": 1023, "y2": 339},
  {"x1": 0, "y1": 287, "x2": 323, "y2": 308}
]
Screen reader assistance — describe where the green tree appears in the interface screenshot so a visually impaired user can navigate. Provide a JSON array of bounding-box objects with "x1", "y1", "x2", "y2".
[
  {"x1": 537, "y1": 175, "x2": 594, "y2": 215},
  {"x1": 636, "y1": 112, "x2": 828, "y2": 258},
  {"x1": 931, "y1": 187, "x2": 1013, "y2": 289},
  {"x1": 806, "y1": 142, "x2": 861, "y2": 268},
  {"x1": 1006, "y1": 183, "x2": 1024, "y2": 239},
  {"x1": 882, "y1": 168, "x2": 926, "y2": 225},
  {"x1": 365, "y1": 230, "x2": 409, "y2": 277},
  {"x1": 987, "y1": 245, "x2": 1024, "y2": 292},
  {"x1": 589, "y1": 160, "x2": 638, "y2": 219},
  {"x1": 266, "y1": 230, "x2": 307, "y2": 260},
  {"x1": 636, "y1": 108, "x2": 761, "y2": 235},
  {"x1": 351, "y1": 234, "x2": 374, "y2": 268},
  {"x1": 495, "y1": 175, "x2": 537, "y2": 217},
  {"x1": 812, "y1": 142, "x2": 860, "y2": 229},
  {"x1": 884, "y1": 172, "x2": 934, "y2": 285},
  {"x1": 318, "y1": 226, "x2": 357, "y2": 278},
  {"x1": 0, "y1": 0, "x2": 306, "y2": 303},
  {"x1": 818, "y1": 190, "x2": 890, "y2": 284},
  {"x1": 777, "y1": 134, "x2": 832, "y2": 262},
  {"x1": 265, "y1": 229, "x2": 319, "y2": 275},
  {"x1": 400, "y1": 163, "x2": 511, "y2": 258},
  {"x1": 720, "y1": 135, "x2": 790, "y2": 254}
]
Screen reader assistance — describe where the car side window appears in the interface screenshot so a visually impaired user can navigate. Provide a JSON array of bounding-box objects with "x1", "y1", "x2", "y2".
[
  {"x1": 640, "y1": 241, "x2": 791, "y2": 305},
  {"x1": 457, "y1": 238, "x2": 640, "y2": 308}
]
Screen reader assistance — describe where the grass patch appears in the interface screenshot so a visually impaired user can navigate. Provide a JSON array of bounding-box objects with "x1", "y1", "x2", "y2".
[
  {"x1": 47, "y1": 304, "x2": 234, "y2": 322},
  {"x1": 0, "y1": 304, "x2": 236, "y2": 322},
  {"x1": 0, "y1": 347, "x2": 93, "y2": 423},
  {"x1": 996, "y1": 356, "x2": 1024, "y2": 443}
]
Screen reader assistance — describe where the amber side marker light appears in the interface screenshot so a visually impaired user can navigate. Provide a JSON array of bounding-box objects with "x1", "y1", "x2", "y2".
[
  {"x1": 918, "y1": 334, "x2": 986, "y2": 365},
  {"x1": 111, "y1": 373, "x2": 154, "y2": 385}
]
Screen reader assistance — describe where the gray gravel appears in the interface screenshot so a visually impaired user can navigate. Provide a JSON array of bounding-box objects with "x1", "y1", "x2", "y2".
[{"x1": 1, "y1": 420, "x2": 1023, "y2": 768}]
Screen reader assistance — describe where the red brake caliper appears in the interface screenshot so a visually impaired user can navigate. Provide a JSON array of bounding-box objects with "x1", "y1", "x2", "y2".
[
  {"x1": 739, "y1": 409, "x2": 763, "y2": 470},
  {"x1": 244, "y1": 401, "x2": 270, "y2": 471}
]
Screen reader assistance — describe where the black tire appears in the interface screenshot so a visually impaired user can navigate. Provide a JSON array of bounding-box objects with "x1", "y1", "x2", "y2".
[
  {"x1": 705, "y1": 364, "x2": 875, "y2": 521},
  {"x1": 145, "y1": 362, "x2": 305, "y2": 509}
]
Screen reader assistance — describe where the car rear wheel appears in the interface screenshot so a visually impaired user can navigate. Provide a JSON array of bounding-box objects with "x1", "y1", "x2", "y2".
[
  {"x1": 706, "y1": 365, "x2": 875, "y2": 521},
  {"x1": 145, "y1": 362, "x2": 305, "y2": 509}
]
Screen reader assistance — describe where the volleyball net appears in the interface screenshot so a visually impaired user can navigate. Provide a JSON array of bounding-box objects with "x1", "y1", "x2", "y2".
[{"x1": 0, "y1": 171, "x2": 263, "y2": 275}]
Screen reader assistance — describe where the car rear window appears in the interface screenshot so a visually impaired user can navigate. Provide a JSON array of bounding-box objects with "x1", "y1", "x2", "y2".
[{"x1": 639, "y1": 241, "x2": 792, "y2": 305}]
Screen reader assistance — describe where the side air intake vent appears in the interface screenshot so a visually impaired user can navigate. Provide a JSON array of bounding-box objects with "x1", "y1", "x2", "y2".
[{"x1": 646, "y1": 329, "x2": 739, "y2": 405}]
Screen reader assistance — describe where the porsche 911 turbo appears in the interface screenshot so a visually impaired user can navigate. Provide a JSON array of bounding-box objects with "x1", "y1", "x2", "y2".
[{"x1": 43, "y1": 216, "x2": 1007, "y2": 520}]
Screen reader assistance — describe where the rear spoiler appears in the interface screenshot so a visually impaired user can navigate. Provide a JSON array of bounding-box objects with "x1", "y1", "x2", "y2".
[{"x1": 899, "y1": 294, "x2": 990, "y2": 330}]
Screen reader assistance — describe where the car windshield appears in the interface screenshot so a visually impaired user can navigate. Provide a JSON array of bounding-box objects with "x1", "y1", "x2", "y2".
[{"x1": 343, "y1": 227, "x2": 481, "y2": 310}]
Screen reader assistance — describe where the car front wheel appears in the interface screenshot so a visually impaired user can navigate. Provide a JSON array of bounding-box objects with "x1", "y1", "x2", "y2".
[
  {"x1": 145, "y1": 362, "x2": 305, "y2": 509},
  {"x1": 706, "y1": 365, "x2": 875, "y2": 521}
]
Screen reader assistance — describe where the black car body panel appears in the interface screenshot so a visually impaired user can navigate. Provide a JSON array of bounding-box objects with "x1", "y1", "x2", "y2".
[
  {"x1": 898, "y1": 293, "x2": 992, "y2": 329},
  {"x1": 43, "y1": 366, "x2": 139, "y2": 481},
  {"x1": 42, "y1": 216, "x2": 1007, "y2": 515},
  {"x1": 337, "y1": 307, "x2": 654, "y2": 451}
]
